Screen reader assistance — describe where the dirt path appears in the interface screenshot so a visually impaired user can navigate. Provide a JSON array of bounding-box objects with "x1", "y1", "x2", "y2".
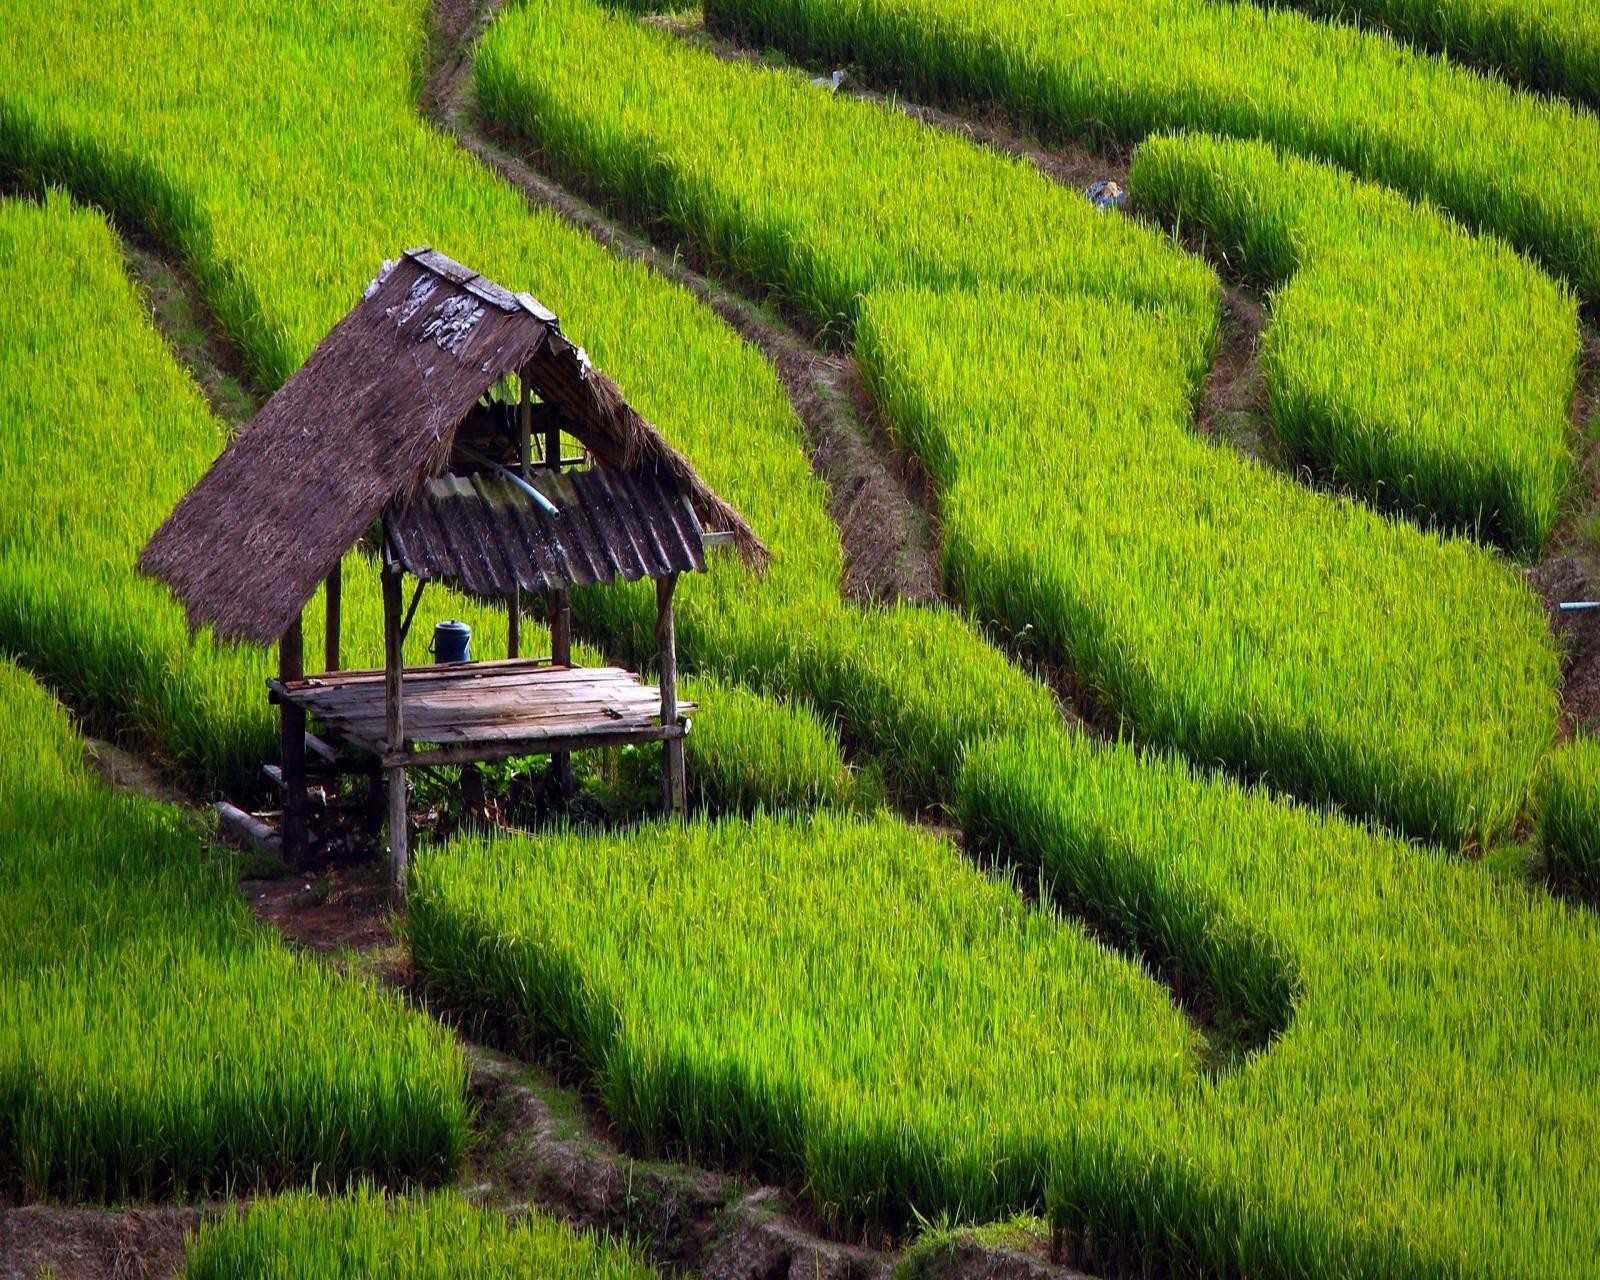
[
  {"x1": 0, "y1": 1205, "x2": 208, "y2": 1280},
  {"x1": 120, "y1": 239, "x2": 262, "y2": 432}
]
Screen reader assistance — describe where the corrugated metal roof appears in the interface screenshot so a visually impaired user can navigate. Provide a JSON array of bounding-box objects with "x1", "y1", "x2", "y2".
[{"x1": 385, "y1": 465, "x2": 708, "y2": 595}]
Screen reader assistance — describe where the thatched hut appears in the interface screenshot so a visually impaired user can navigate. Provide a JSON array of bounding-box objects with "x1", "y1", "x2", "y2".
[{"x1": 141, "y1": 248, "x2": 763, "y2": 898}]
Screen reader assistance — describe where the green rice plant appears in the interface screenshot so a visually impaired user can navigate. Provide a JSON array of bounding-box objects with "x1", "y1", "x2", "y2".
[
  {"x1": 183, "y1": 1187, "x2": 656, "y2": 1278},
  {"x1": 1256, "y1": 0, "x2": 1600, "y2": 107},
  {"x1": 474, "y1": 0, "x2": 1218, "y2": 373},
  {"x1": 956, "y1": 729, "x2": 1600, "y2": 1278},
  {"x1": 7, "y1": 0, "x2": 1600, "y2": 1267},
  {"x1": 703, "y1": 0, "x2": 1600, "y2": 306},
  {"x1": 407, "y1": 812, "x2": 1199, "y2": 1234},
  {"x1": 680, "y1": 676, "x2": 865, "y2": 813},
  {"x1": 409, "y1": 756, "x2": 1600, "y2": 1276},
  {"x1": 0, "y1": 658, "x2": 469, "y2": 1200},
  {"x1": 1131, "y1": 132, "x2": 1580, "y2": 556},
  {"x1": 1540, "y1": 736, "x2": 1600, "y2": 891},
  {"x1": 859, "y1": 285, "x2": 1559, "y2": 841},
  {"x1": 0, "y1": 0, "x2": 1056, "y2": 807},
  {"x1": 473, "y1": 0, "x2": 1561, "y2": 843}
]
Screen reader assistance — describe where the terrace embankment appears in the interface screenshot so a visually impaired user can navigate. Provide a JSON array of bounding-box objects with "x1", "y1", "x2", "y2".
[
  {"x1": 424, "y1": 0, "x2": 942, "y2": 607},
  {"x1": 0, "y1": 1203, "x2": 208, "y2": 1280},
  {"x1": 1531, "y1": 323, "x2": 1600, "y2": 735},
  {"x1": 638, "y1": 21, "x2": 1305, "y2": 503},
  {"x1": 243, "y1": 860, "x2": 1093, "y2": 1280},
  {"x1": 121, "y1": 238, "x2": 263, "y2": 431},
  {"x1": 653, "y1": 12, "x2": 1131, "y2": 193}
]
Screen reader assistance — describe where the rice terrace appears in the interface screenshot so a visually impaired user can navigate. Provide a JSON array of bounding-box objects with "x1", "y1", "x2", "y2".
[{"x1": 3, "y1": 0, "x2": 1600, "y2": 1273}]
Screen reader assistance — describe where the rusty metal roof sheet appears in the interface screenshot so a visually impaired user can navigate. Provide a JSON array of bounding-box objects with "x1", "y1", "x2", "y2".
[{"x1": 385, "y1": 465, "x2": 708, "y2": 595}]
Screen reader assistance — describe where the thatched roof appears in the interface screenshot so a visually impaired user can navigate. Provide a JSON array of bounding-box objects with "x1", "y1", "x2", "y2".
[{"x1": 139, "y1": 248, "x2": 765, "y2": 645}]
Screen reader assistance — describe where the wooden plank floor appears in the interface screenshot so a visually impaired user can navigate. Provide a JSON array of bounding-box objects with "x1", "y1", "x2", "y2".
[{"x1": 275, "y1": 661, "x2": 692, "y2": 752}]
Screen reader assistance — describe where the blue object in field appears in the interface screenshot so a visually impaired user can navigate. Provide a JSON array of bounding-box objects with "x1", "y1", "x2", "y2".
[
  {"x1": 1085, "y1": 179, "x2": 1128, "y2": 211},
  {"x1": 430, "y1": 620, "x2": 471, "y2": 664}
]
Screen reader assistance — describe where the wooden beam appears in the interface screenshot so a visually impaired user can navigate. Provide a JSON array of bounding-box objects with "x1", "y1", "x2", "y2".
[
  {"x1": 278, "y1": 614, "x2": 308, "y2": 862},
  {"x1": 304, "y1": 731, "x2": 340, "y2": 766},
  {"x1": 383, "y1": 549, "x2": 409, "y2": 904},
  {"x1": 389, "y1": 722, "x2": 685, "y2": 769},
  {"x1": 519, "y1": 362, "x2": 533, "y2": 474},
  {"x1": 324, "y1": 561, "x2": 342, "y2": 673},
  {"x1": 399, "y1": 578, "x2": 426, "y2": 646},
  {"x1": 214, "y1": 801, "x2": 281, "y2": 858},
  {"x1": 543, "y1": 398, "x2": 560, "y2": 472},
  {"x1": 657, "y1": 573, "x2": 685, "y2": 818}
]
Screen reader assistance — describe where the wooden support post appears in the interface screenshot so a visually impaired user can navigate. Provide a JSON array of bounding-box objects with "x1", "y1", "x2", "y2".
[
  {"x1": 519, "y1": 362, "x2": 533, "y2": 473},
  {"x1": 543, "y1": 405, "x2": 560, "y2": 473},
  {"x1": 511, "y1": 365, "x2": 533, "y2": 662},
  {"x1": 538, "y1": 372, "x2": 575, "y2": 801},
  {"x1": 383, "y1": 550, "x2": 409, "y2": 904},
  {"x1": 279, "y1": 614, "x2": 308, "y2": 862},
  {"x1": 324, "y1": 561, "x2": 342, "y2": 673},
  {"x1": 656, "y1": 573, "x2": 685, "y2": 819},
  {"x1": 547, "y1": 585, "x2": 574, "y2": 801}
]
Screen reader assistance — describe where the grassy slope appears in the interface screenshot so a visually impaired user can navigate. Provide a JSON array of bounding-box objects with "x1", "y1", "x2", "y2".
[
  {"x1": 3, "y1": 0, "x2": 1598, "y2": 1273},
  {"x1": 475, "y1": 0, "x2": 1559, "y2": 844},
  {"x1": 1254, "y1": 0, "x2": 1600, "y2": 107},
  {"x1": 703, "y1": 0, "x2": 1600, "y2": 305},
  {"x1": 182, "y1": 1187, "x2": 656, "y2": 1279},
  {"x1": 411, "y1": 774, "x2": 1600, "y2": 1277},
  {"x1": 0, "y1": 645, "x2": 468, "y2": 1200},
  {"x1": 1131, "y1": 132, "x2": 1579, "y2": 557}
]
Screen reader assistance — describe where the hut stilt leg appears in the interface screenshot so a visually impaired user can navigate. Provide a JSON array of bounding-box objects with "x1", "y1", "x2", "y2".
[
  {"x1": 656, "y1": 574, "x2": 685, "y2": 819},
  {"x1": 549, "y1": 587, "x2": 573, "y2": 803},
  {"x1": 324, "y1": 562, "x2": 342, "y2": 673},
  {"x1": 278, "y1": 616, "x2": 308, "y2": 862},
  {"x1": 383, "y1": 553, "x2": 409, "y2": 903}
]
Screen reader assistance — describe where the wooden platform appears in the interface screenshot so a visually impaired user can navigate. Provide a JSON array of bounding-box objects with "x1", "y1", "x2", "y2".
[{"x1": 269, "y1": 659, "x2": 692, "y2": 767}]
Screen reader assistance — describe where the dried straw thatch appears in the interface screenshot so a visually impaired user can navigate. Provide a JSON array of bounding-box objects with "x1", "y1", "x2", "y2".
[{"x1": 139, "y1": 248, "x2": 765, "y2": 644}]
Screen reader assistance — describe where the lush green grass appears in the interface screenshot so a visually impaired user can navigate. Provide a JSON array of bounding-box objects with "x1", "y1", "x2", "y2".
[
  {"x1": 859, "y1": 286, "x2": 1559, "y2": 843},
  {"x1": 475, "y1": 0, "x2": 1217, "y2": 367},
  {"x1": 408, "y1": 813, "x2": 1199, "y2": 1233},
  {"x1": 703, "y1": 0, "x2": 1600, "y2": 307},
  {"x1": 1257, "y1": 0, "x2": 1600, "y2": 106},
  {"x1": 409, "y1": 753, "x2": 1600, "y2": 1276},
  {"x1": 474, "y1": 0, "x2": 1561, "y2": 844},
  {"x1": 957, "y1": 730, "x2": 1600, "y2": 1278},
  {"x1": 1541, "y1": 736, "x2": 1600, "y2": 890},
  {"x1": 1132, "y1": 132, "x2": 1580, "y2": 556},
  {"x1": 0, "y1": 657, "x2": 468, "y2": 1201},
  {"x1": 183, "y1": 1188, "x2": 655, "y2": 1278},
  {"x1": 679, "y1": 676, "x2": 865, "y2": 813},
  {"x1": 0, "y1": 0, "x2": 1058, "y2": 808},
  {"x1": 7, "y1": 2, "x2": 1598, "y2": 1271}
]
